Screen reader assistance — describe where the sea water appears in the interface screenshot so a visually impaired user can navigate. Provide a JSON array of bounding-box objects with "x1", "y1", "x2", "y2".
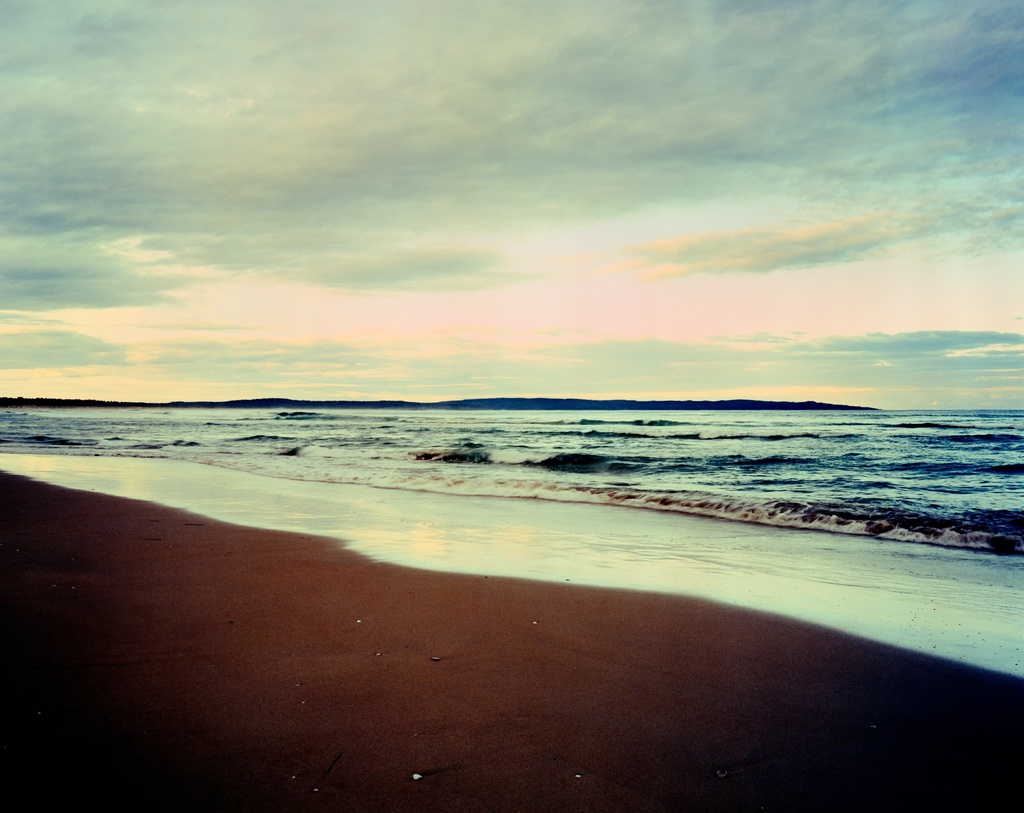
[{"x1": 1, "y1": 407, "x2": 1022, "y2": 676}]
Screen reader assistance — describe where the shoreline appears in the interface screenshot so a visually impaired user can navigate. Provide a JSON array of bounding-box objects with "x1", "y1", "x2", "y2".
[
  {"x1": 2, "y1": 470, "x2": 1022, "y2": 810},
  {"x1": 3, "y1": 452, "x2": 1021, "y2": 678}
]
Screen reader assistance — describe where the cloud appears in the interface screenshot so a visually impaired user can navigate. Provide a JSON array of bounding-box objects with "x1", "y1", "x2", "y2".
[
  {"x1": 309, "y1": 248, "x2": 517, "y2": 292},
  {"x1": 0, "y1": 236, "x2": 183, "y2": 309},
  {"x1": 630, "y1": 214, "x2": 915, "y2": 278},
  {"x1": 624, "y1": 158, "x2": 1024, "y2": 275},
  {"x1": 626, "y1": 188, "x2": 1024, "y2": 277},
  {"x1": 221, "y1": 246, "x2": 517, "y2": 292},
  {"x1": 807, "y1": 331, "x2": 1024, "y2": 356},
  {"x1": 0, "y1": 330, "x2": 126, "y2": 368},
  {"x1": 945, "y1": 342, "x2": 1024, "y2": 357},
  {"x1": 1, "y1": 1, "x2": 1021, "y2": 304}
]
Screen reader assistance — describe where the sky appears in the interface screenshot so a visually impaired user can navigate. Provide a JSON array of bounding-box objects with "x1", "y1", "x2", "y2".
[{"x1": 1, "y1": 0, "x2": 1022, "y2": 409}]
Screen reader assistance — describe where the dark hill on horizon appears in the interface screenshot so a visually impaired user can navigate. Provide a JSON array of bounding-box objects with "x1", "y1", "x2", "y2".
[{"x1": 2, "y1": 396, "x2": 876, "y2": 410}]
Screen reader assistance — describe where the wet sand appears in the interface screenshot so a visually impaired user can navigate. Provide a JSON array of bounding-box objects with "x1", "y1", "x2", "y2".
[{"x1": 1, "y1": 470, "x2": 1021, "y2": 811}]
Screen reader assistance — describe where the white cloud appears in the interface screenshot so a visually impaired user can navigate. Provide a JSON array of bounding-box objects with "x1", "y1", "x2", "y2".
[
  {"x1": 0, "y1": 330, "x2": 126, "y2": 368},
  {"x1": 629, "y1": 214, "x2": 914, "y2": 277},
  {"x1": 1, "y1": 1, "x2": 1021, "y2": 304}
]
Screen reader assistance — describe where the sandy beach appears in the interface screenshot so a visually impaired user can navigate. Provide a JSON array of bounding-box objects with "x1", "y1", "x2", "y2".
[{"x1": 2, "y1": 470, "x2": 1021, "y2": 811}]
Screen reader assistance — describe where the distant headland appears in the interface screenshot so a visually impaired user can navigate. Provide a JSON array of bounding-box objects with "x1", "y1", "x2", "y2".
[{"x1": 0, "y1": 396, "x2": 876, "y2": 411}]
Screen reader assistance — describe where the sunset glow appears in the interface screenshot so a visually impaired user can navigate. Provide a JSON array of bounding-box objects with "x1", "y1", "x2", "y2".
[{"x1": 2, "y1": 1, "x2": 1022, "y2": 408}]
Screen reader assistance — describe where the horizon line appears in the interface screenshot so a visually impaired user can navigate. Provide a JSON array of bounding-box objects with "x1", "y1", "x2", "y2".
[{"x1": 0, "y1": 395, "x2": 879, "y2": 411}]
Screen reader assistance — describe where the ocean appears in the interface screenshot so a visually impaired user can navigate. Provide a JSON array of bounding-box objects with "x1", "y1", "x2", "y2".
[{"x1": 1, "y1": 406, "x2": 1022, "y2": 676}]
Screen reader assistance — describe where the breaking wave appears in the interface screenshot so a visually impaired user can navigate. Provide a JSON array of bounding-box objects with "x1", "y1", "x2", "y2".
[
  {"x1": 384, "y1": 474, "x2": 1024, "y2": 555},
  {"x1": 415, "y1": 447, "x2": 492, "y2": 464},
  {"x1": 577, "y1": 490, "x2": 1024, "y2": 555},
  {"x1": 24, "y1": 435, "x2": 97, "y2": 446},
  {"x1": 3, "y1": 405, "x2": 1021, "y2": 556}
]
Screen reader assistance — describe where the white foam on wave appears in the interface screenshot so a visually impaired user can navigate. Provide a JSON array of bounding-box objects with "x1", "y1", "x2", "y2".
[{"x1": 217, "y1": 449, "x2": 1024, "y2": 555}]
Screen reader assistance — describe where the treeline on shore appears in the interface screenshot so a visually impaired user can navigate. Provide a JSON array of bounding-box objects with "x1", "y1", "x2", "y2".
[{"x1": 0, "y1": 396, "x2": 875, "y2": 411}]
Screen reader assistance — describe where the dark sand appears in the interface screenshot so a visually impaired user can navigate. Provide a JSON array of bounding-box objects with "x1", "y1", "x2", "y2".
[{"x1": 1, "y1": 471, "x2": 1021, "y2": 811}]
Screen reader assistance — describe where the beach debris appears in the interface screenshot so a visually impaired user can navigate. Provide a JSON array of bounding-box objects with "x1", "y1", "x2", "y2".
[
  {"x1": 324, "y1": 751, "x2": 345, "y2": 778},
  {"x1": 412, "y1": 773, "x2": 423, "y2": 781},
  {"x1": 430, "y1": 656, "x2": 441, "y2": 661},
  {"x1": 715, "y1": 769, "x2": 729, "y2": 779}
]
